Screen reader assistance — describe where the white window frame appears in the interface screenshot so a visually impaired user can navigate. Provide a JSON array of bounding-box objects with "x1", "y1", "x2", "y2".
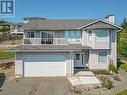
[
  {"x1": 98, "y1": 51, "x2": 108, "y2": 63},
  {"x1": 88, "y1": 30, "x2": 93, "y2": 42}
]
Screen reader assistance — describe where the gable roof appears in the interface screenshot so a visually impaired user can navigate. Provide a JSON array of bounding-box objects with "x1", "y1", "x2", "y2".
[
  {"x1": 21, "y1": 19, "x2": 121, "y2": 30},
  {"x1": 78, "y1": 19, "x2": 121, "y2": 30},
  {"x1": 22, "y1": 19, "x2": 96, "y2": 30}
]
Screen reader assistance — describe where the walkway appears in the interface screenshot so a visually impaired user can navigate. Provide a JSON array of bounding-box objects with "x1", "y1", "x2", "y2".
[{"x1": 68, "y1": 71, "x2": 101, "y2": 87}]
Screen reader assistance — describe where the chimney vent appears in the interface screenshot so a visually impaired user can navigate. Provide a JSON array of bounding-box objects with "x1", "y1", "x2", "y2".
[{"x1": 105, "y1": 15, "x2": 115, "y2": 24}]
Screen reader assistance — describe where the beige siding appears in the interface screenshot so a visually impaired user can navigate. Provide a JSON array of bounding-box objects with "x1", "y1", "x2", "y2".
[
  {"x1": 110, "y1": 31, "x2": 117, "y2": 67},
  {"x1": 95, "y1": 42, "x2": 110, "y2": 49},
  {"x1": 54, "y1": 31, "x2": 64, "y2": 38},
  {"x1": 89, "y1": 50, "x2": 110, "y2": 69}
]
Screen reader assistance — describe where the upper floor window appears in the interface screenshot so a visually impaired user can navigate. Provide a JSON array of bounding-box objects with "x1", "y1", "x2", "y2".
[
  {"x1": 64, "y1": 31, "x2": 81, "y2": 42},
  {"x1": 95, "y1": 30, "x2": 109, "y2": 42},
  {"x1": 98, "y1": 51, "x2": 107, "y2": 62},
  {"x1": 88, "y1": 30, "x2": 93, "y2": 41},
  {"x1": 41, "y1": 32, "x2": 53, "y2": 39},
  {"x1": 26, "y1": 32, "x2": 34, "y2": 38}
]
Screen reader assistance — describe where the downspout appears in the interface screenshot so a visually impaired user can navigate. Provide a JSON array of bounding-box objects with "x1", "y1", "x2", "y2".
[{"x1": 70, "y1": 50, "x2": 73, "y2": 76}]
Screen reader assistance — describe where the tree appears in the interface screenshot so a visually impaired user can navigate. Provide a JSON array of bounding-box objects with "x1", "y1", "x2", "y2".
[{"x1": 117, "y1": 18, "x2": 127, "y2": 57}]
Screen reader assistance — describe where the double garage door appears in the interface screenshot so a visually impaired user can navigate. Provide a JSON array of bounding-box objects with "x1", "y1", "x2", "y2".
[{"x1": 24, "y1": 55, "x2": 66, "y2": 77}]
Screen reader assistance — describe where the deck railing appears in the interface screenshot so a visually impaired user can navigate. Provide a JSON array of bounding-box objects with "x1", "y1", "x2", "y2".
[{"x1": 23, "y1": 38, "x2": 68, "y2": 45}]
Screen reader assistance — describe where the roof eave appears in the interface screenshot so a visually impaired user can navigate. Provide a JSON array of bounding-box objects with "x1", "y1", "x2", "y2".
[{"x1": 77, "y1": 19, "x2": 122, "y2": 30}]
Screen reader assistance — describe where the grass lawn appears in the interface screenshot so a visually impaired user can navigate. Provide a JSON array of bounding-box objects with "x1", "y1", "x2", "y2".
[
  {"x1": 115, "y1": 90, "x2": 127, "y2": 95},
  {"x1": 0, "y1": 51, "x2": 15, "y2": 60}
]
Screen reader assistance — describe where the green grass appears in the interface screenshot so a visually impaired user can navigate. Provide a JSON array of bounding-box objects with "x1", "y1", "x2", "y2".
[
  {"x1": 0, "y1": 52, "x2": 15, "y2": 60},
  {"x1": 115, "y1": 90, "x2": 127, "y2": 95},
  {"x1": 120, "y1": 63, "x2": 127, "y2": 72},
  {"x1": 0, "y1": 28, "x2": 10, "y2": 32}
]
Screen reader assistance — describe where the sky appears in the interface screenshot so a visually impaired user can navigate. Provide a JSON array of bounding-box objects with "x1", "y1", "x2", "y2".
[{"x1": 1, "y1": 0, "x2": 127, "y2": 25}]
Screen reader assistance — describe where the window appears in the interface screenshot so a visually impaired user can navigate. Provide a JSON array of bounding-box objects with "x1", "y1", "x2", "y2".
[
  {"x1": 88, "y1": 30, "x2": 92, "y2": 41},
  {"x1": 64, "y1": 31, "x2": 81, "y2": 42},
  {"x1": 41, "y1": 32, "x2": 54, "y2": 44},
  {"x1": 76, "y1": 54, "x2": 80, "y2": 60},
  {"x1": 95, "y1": 30, "x2": 109, "y2": 42},
  {"x1": 41, "y1": 32, "x2": 53, "y2": 39},
  {"x1": 26, "y1": 32, "x2": 34, "y2": 38},
  {"x1": 98, "y1": 52, "x2": 107, "y2": 62},
  {"x1": 88, "y1": 30, "x2": 92, "y2": 36},
  {"x1": 31, "y1": 32, "x2": 34, "y2": 38}
]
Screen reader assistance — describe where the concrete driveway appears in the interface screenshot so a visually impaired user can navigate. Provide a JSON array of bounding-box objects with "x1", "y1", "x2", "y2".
[{"x1": 0, "y1": 77, "x2": 72, "y2": 95}]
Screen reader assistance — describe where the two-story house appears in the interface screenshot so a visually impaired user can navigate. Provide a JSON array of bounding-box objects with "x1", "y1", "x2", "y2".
[{"x1": 9, "y1": 15, "x2": 121, "y2": 77}]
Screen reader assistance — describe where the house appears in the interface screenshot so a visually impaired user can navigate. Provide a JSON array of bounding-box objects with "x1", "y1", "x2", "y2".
[
  {"x1": 10, "y1": 23, "x2": 24, "y2": 34},
  {"x1": 0, "y1": 22, "x2": 12, "y2": 32},
  {"x1": 10, "y1": 17, "x2": 46, "y2": 34},
  {"x1": 8, "y1": 15, "x2": 121, "y2": 78}
]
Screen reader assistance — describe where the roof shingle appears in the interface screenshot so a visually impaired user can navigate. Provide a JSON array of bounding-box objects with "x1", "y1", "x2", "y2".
[{"x1": 22, "y1": 19, "x2": 96, "y2": 30}]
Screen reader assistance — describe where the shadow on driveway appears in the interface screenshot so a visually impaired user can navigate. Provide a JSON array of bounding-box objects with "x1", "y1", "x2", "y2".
[{"x1": 0, "y1": 73, "x2": 6, "y2": 88}]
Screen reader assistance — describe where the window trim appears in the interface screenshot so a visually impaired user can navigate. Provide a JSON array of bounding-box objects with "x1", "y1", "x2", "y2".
[{"x1": 98, "y1": 51, "x2": 108, "y2": 63}]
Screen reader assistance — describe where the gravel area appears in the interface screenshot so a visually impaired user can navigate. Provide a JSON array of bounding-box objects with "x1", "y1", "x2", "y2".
[
  {"x1": 0, "y1": 77, "x2": 72, "y2": 95},
  {"x1": 0, "y1": 65, "x2": 127, "y2": 95}
]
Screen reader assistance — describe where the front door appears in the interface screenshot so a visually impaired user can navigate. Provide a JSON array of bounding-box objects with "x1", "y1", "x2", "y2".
[{"x1": 74, "y1": 53, "x2": 84, "y2": 67}]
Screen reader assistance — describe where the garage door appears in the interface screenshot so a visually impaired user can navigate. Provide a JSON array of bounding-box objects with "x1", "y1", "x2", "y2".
[{"x1": 24, "y1": 55, "x2": 66, "y2": 77}]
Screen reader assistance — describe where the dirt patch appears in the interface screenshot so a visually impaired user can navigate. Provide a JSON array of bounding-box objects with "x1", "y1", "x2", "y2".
[
  {"x1": 0, "y1": 62, "x2": 15, "y2": 82},
  {"x1": 92, "y1": 69, "x2": 113, "y2": 75},
  {"x1": 0, "y1": 62, "x2": 14, "y2": 70}
]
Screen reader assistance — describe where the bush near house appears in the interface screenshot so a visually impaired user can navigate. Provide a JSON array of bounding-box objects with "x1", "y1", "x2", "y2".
[
  {"x1": 0, "y1": 49, "x2": 15, "y2": 60},
  {"x1": 108, "y1": 64, "x2": 118, "y2": 74}
]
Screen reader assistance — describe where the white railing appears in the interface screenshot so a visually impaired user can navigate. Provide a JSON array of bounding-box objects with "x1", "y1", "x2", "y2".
[{"x1": 23, "y1": 38, "x2": 68, "y2": 45}]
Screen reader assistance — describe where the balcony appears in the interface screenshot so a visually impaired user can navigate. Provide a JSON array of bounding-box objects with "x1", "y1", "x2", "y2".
[{"x1": 23, "y1": 38, "x2": 68, "y2": 45}]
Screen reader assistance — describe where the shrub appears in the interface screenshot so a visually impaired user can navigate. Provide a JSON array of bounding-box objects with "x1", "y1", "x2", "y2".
[
  {"x1": 117, "y1": 58, "x2": 122, "y2": 69},
  {"x1": 0, "y1": 33, "x2": 23, "y2": 43},
  {"x1": 120, "y1": 63, "x2": 127, "y2": 72},
  {"x1": 98, "y1": 76, "x2": 113, "y2": 89},
  {"x1": 108, "y1": 64, "x2": 118, "y2": 74}
]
